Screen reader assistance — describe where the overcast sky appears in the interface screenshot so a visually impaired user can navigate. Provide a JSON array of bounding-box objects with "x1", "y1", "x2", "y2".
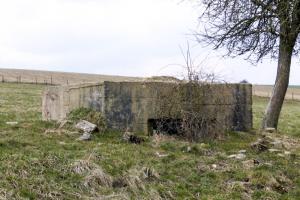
[{"x1": 0, "y1": 0, "x2": 299, "y2": 85}]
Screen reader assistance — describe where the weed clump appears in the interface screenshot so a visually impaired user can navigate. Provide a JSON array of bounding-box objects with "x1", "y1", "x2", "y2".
[{"x1": 71, "y1": 160, "x2": 113, "y2": 188}]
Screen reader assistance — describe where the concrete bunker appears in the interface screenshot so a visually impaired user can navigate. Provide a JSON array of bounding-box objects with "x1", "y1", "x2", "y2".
[{"x1": 42, "y1": 81, "x2": 252, "y2": 139}]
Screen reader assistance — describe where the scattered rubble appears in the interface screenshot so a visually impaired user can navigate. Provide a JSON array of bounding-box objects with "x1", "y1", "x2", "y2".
[
  {"x1": 251, "y1": 132, "x2": 300, "y2": 158},
  {"x1": 75, "y1": 120, "x2": 97, "y2": 133}
]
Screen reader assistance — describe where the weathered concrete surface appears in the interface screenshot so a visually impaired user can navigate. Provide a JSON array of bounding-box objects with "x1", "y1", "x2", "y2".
[
  {"x1": 42, "y1": 83, "x2": 105, "y2": 120},
  {"x1": 43, "y1": 81, "x2": 252, "y2": 136}
]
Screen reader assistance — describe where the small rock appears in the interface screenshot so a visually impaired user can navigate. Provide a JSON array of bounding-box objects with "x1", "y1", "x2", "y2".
[
  {"x1": 284, "y1": 151, "x2": 291, "y2": 155},
  {"x1": 277, "y1": 153, "x2": 285, "y2": 157},
  {"x1": 268, "y1": 149, "x2": 281, "y2": 153},
  {"x1": 6, "y1": 122, "x2": 18, "y2": 125},
  {"x1": 239, "y1": 150, "x2": 247, "y2": 154},
  {"x1": 44, "y1": 129, "x2": 57, "y2": 134},
  {"x1": 186, "y1": 146, "x2": 192, "y2": 152},
  {"x1": 251, "y1": 139, "x2": 269, "y2": 153},
  {"x1": 75, "y1": 120, "x2": 97, "y2": 133},
  {"x1": 211, "y1": 164, "x2": 217, "y2": 169},
  {"x1": 155, "y1": 152, "x2": 168, "y2": 158},
  {"x1": 282, "y1": 141, "x2": 292, "y2": 150},
  {"x1": 228, "y1": 153, "x2": 246, "y2": 160},
  {"x1": 227, "y1": 154, "x2": 237, "y2": 159},
  {"x1": 236, "y1": 153, "x2": 246, "y2": 159},
  {"x1": 122, "y1": 131, "x2": 144, "y2": 144},
  {"x1": 270, "y1": 140, "x2": 284, "y2": 149},
  {"x1": 264, "y1": 162, "x2": 273, "y2": 167},
  {"x1": 77, "y1": 132, "x2": 92, "y2": 141},
  {"x1": 59, "y1": 141, "x2": 66, "y2": 145},
  {"x1": 253, "y1": 159, "x2": 260, "y2": 165},
  {"x1": 265, "y1": 127, "x2": 276, "y2": 133}
]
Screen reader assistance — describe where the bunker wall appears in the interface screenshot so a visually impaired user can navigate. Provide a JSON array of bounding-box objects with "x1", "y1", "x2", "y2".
[
  {"x1": 42, "y1": 83, "x2": 105, "y2": 121},
  {"x1": 103, "y1": 82, "x2": 252, "y2": 133},
  {"x1": 42, "y1": 81, "x2": 252, "y2": 136}
]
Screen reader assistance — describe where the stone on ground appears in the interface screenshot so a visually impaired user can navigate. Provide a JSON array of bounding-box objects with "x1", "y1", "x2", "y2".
[
  {"x1": 77, "y1": 133, "x2": 92, "y2": 141},
  {"x1": 265, "y1": 127, "x2": 276, "y2": 133},
  {"x1": 6, "y1": 122, "x2": 18, "y2": 125},
  {"x1": 75, "y1": 120, "x2": 97, "y2": 133},
  {"x1": 227, "y1": 153, "x2": 246, "y2": 160}
]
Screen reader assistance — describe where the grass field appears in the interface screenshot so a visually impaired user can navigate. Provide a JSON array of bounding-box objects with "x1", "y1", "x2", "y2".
[
  {"x1": 0, "y1": 83, "x2": 299, "y2": 199},
  {"x1": 253, "y1": 85, "x2": 300, "y2": 100},
  {"x1": 0, "y1": 68, "x2": 143, "y2": 85}
]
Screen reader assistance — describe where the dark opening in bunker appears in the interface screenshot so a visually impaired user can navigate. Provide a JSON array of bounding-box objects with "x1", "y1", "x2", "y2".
[{"x1": 148, "y1": 118, "x2": 183, "y2": 135}]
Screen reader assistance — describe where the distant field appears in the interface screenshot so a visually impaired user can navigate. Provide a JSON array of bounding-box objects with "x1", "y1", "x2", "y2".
[
  {"x1": 253, "y1": 85, "x2": 300, "y2": 100},
  {"x1": 0, "y1": 68, "x2": 143, "y2": 85},
  {"x1": 1, "y1": 69, "x2": 299, "y2": 101}
]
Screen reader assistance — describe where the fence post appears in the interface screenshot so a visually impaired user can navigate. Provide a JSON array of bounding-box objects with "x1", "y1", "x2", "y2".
[
  {"x1": 50, "y1": 76, "x2": 53, "y2": 85},
  {"x1": 1, "y1": 75, "x2": 4, "y2": 83}
]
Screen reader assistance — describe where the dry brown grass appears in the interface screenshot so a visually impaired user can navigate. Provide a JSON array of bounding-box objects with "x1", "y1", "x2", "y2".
[
  {"x1": 0, "y1": 68, "x2": 143, "y2": 85},
  {"x1": 0, "y1": 68, "x2": 183, "y2": 86},
  {"x1": 253, "y1": 85, "x2": 300, "y2": 100}
]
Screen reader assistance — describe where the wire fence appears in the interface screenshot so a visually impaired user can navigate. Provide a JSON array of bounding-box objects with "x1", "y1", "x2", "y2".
[{"x1": 0, "y1": 74, "x2": 71, "y2": 86}]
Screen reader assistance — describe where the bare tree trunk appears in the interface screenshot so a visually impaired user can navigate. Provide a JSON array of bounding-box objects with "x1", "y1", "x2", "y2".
[{"x1": 262, "y1": 38, "x2": 294, "y2": 130}]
